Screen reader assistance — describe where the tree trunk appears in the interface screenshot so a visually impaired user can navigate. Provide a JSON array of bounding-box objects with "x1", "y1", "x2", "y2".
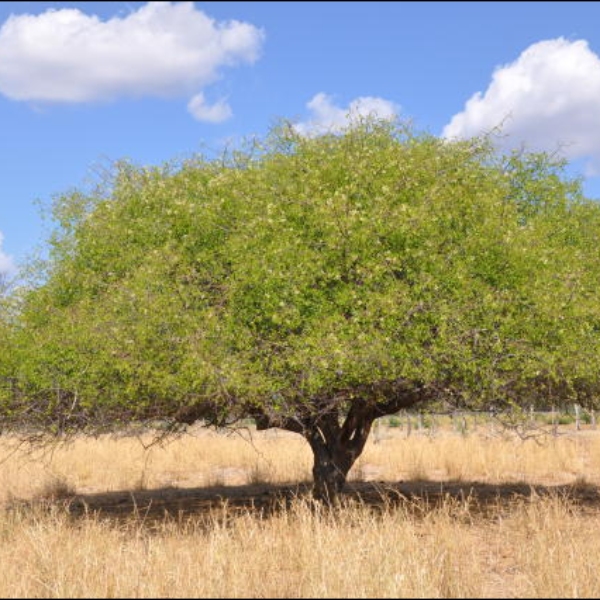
[
  {"x1": 304, "y1": 410, "x2": 374, "y2": 504},
  {"x1": 308, "y1": 431, "x2": 357, "y2": 503}
]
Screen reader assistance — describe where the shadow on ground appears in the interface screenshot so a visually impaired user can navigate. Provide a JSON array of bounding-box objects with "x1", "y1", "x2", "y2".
[{"x1": 15, "y1": 479, "x2": 600, "y2": 525}]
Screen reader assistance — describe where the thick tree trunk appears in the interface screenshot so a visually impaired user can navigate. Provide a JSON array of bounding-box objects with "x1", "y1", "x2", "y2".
[
  {"x1": 304, "y1": 409, "x2": 374, "y2": 504},
  {"x1": 308, "y1": 434, "x2": 358, "y2": 503}
]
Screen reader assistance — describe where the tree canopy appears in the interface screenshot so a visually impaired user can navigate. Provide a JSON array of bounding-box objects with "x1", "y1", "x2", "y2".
[{"x1": 2, "y1": 118, "x2": 600, "y2": 499}]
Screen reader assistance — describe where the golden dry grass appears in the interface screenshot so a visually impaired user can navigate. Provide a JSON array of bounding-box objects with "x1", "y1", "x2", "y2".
[
  {"x1": 2, "y1": 421, "x2": 598, "y2": 501},
  {"x1": 1, "y1": 422, "x2": 600, "y2": 598}
]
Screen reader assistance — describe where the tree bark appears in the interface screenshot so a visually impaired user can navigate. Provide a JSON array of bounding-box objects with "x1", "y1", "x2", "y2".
[
  {"x1": 307, "y1": 428, "x2": 363, "y2": 503},
  {"x1": 304, "y1": 407, "x2": 374, "y2": 504}
]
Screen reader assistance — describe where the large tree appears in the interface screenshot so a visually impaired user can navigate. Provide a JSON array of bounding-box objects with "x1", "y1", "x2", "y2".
[{"x1": 3, "y1": 119, "x2": 600, "y2": 500}]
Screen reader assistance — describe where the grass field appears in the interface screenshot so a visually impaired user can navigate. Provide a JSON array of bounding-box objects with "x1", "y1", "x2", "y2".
[{"x1": 1, "y1": 419, "x2": 600, "y2": 597}]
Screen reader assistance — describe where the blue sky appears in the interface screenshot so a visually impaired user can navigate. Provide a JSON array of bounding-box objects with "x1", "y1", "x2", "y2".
[{"x1": 2, "y1": 1, "x2": 600, "y2": 276}]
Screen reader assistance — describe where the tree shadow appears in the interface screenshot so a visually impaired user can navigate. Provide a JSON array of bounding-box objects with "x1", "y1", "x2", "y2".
[{"x1": 12, "y1": 478, "x2": 600, "y2": 527}]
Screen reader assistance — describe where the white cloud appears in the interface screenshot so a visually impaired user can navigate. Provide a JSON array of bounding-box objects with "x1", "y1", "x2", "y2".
[
  {"x1": 294, "y1": 92, "x2": 399, "y2": 136},
  {"x1": 187, "y1": 92, "x2": 232, "y2": 123},
  {"x1": 443, "y1": 38, "x2": 600, "y2": 173},
  {"x1": 0, "y1": 232, "x2": 14, "y2": 276},
  {"x1": 0, "y1": 1, "x2": 264, "y2": 111}
]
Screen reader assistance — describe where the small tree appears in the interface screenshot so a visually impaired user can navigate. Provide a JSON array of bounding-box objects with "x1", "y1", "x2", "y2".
[{"x1": 4, "y1": 119, "x2": 600, "y2": 501}]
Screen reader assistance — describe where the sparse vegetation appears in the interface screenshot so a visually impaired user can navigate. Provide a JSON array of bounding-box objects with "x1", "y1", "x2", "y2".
[{"x1": 1, "y1": 422, "x2": 600, "y2": 598}]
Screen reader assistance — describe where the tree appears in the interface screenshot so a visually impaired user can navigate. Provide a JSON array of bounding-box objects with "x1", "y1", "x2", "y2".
[{"x1": 3, "y1": 118, "x2": 600, "y2": 501}]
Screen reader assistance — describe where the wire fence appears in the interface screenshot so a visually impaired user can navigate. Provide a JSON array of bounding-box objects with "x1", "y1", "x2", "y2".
[{"x1": 371, "y1": 404, "x2": 597, "y2": 443}]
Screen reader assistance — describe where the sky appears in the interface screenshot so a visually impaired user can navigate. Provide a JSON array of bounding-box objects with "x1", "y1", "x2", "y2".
[{"x1": 2, "y1": 1, "x2": 600, "y2": 278}]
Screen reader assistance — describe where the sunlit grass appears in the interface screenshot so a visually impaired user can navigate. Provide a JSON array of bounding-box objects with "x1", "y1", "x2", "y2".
[{"x1": 1, "y1": 422, "x2": 599, "y2": 598}]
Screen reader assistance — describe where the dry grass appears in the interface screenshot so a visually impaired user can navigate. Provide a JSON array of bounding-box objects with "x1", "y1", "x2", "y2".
[
  {"x1": 1, "y1": 422, "x2": 597, "y2": 502},
  {"x1": 358, "y1": 427, "x2": 597, "y2": 486},
  {"x1": 1, "y1": 422, "x2": 600, "y2": 597},
  {"x1": 0, "y1": 427, "x2": 312, "y2": 503}
]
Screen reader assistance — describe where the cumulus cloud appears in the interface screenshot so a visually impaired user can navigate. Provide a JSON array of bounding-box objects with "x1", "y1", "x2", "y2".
[
  {"x1": 0, "y1": 232, "x2": 14, "y2": 276},
  {"x1": 294, "y1": 92, "x2": 400, "y2": 136},
  {"x1": 187, "y1": 92, "x2": 232, "y2": 123},
  {"x1": 0, "y1": 1, "x2": 264, "y2": 118},
  {"x1": 443, "y1": 38, "x2": 600, "y2": 173}
]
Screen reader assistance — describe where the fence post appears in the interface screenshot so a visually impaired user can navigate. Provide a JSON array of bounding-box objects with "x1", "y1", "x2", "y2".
[{"x1": 575, "y1": 404, "x2": 581, "y2": 431}]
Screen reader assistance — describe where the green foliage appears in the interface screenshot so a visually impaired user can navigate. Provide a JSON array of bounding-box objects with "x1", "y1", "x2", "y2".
[
  {"x1": 3, "y1": 117, "x2": 600, "y2": 431},
  {"x1": 388, "y1": 416, "x2": 402, "y2": 428}
]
